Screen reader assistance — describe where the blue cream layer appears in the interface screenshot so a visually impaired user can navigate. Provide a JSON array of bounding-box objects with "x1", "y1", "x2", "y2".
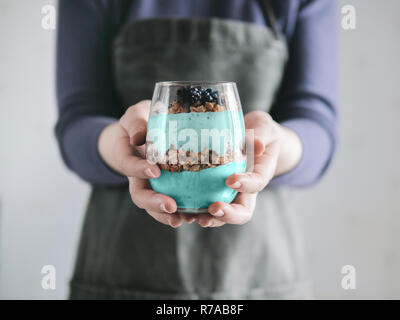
[
  {"x1": 150, "y1": 161, "x2": 247, "y2": 209},
  {"x1": 147, "y1": 110, "x2": 245, "y2": 156}
]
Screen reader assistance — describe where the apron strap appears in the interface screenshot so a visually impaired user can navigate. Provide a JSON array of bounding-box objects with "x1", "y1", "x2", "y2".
[
  {"x1": 117, "y1": 0, "x2": 134, "y2": 30},
  {"x1": 257, "y1": 0, "x2": 279, "y2": 39},
  {"x1": 117, "y1": 0, "x2": 279, "y2": 38}
]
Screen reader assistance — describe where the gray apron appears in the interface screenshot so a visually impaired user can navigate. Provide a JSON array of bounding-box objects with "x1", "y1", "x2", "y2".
[{"x1": 69, "y1": 2, "x2": 312, "y2": 300}]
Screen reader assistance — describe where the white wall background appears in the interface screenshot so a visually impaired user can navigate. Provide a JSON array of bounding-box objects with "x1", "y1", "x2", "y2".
[
  {"x1": 0, "y1": 0, "x2": 89, "y2": 299},
  {"x1": 0, "y1": 0, "x2": 399, "y2": 299}
]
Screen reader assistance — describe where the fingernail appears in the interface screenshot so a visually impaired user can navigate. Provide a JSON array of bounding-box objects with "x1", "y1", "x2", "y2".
[
  {"x1": 212, "y1": 210, "x2": 224, "y2": 217},
  {"x1": 228, "y1": 181, "x2": 241, "y2": 189},
  {"x1": 145, "y1": 168, "x2": 156, "y2": 178},
  {"x1": 160, "y1": 203, "x2": 171, "y2": 213}
]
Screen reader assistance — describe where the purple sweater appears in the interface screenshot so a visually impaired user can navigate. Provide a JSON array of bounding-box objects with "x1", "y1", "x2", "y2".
[{"x1": 56, "y1": 0, "x2": 338, "y2": 187}]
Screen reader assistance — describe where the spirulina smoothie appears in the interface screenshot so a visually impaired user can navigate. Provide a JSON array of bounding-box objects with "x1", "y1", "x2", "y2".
[{"x1": 146, "y1": 86, "x2": 246, "y2": 211}]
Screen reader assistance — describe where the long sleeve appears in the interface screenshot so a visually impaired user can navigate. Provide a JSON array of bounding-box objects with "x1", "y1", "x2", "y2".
[
  {"x1": 55, "y1": 0, "x2": 127, "y2": 185},
  {"x1": 269, "y1": 0, "x2": 338, "y2": 187}
]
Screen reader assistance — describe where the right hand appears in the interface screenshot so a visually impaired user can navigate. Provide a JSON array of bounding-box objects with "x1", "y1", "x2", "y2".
[{"x1": 98, "y1": 100, "x2": 196, "y2": 227}]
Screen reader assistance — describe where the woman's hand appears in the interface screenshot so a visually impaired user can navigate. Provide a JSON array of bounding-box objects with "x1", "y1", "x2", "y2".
[
  {"x1": 196, "y1": 111, "x2": 303, "y2": 228},
  {"x1": 98, "y1": 103, "x2": 301, "y2": 229},
  {"x1": 98, "y1": 100, "x2": 195, "y2": 228}
]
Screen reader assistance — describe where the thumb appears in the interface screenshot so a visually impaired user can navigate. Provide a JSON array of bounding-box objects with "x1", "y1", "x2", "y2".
[
  {"x1": 253, "y1": 137, "x2": 265, "y2": 156},
  {"x1": 119, "y1": 100, "x2": 150, "y2": 146}
]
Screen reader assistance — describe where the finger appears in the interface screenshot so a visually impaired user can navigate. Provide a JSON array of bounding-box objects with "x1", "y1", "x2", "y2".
[
  {"x1": 209, "y1": 220, "x2": 226, "y2": 227},
  {"x1": 244, "y1": 111, "x2": 282, "y2": 162},
  {"x1": 120, "y1": 100, "x2": 151, "y2": 146},
  {"x1": 244, "y1": 111, "x2": 278, "y2": 143},
  {"x1": 129, "y1": 177, "x2": 177, "y2": 213},
  {"x1": 182, "y1": 214, "x2": 197, "y2": 224},
  {"x1": 168, "y1": 213, "x2": 185, "y2": 228},
  {"x1": 115, "y1": 133, "x2": 161, "y2": 178},
  {"x1": 226, "y1": 140, "x2": 280, "y2": 193},
  {"x1": 121, "y1": 117, "x2": 147, "y2": 146},
  {"x1": 195, "y1": 214, "x2": 226, "y2": 228},
  {"x1": 208, "y1": 192, "x2": 257, "y2": 225},
  {"x1": 147, "y1": 210, "x2": 184, "y2": 228},
  {"x1": 253, "y1": 137, "x2": 266, "y2": 156},
  {"x1": 197, "y1": 213, "x2": 215, "y2": 227}
]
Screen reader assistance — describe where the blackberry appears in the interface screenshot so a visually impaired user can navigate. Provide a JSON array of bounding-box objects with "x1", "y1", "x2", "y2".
[
  {"x1": 189, "y1": 87, "x2": 202, "y2": 104},
  {"x1": 176, "y1": 86, "x2": 219, "y2": 106},
  {"x1": 201, "y1": 88, "x2": 219, "y2": 104}
]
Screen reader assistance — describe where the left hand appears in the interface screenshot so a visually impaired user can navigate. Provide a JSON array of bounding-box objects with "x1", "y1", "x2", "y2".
[{"x1": 194, "y1": 110, "x2": 302, "y2": 227}]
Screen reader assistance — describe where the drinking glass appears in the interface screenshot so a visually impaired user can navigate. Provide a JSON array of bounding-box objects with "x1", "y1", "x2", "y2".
[{"x1": 146, "y1": 81, "x2": 246, "y2": 213}]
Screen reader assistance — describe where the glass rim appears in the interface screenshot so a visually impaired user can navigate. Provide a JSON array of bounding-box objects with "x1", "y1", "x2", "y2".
[{"x1": 155, "y1": 81, "x2": 236, "y2": 86}]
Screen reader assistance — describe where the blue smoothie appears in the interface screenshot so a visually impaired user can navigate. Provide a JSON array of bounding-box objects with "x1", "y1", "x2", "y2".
[
  {"x1": 147, "y1": 110, "x2": 246, "y2": 209},
  {"x1": 147, "y1": 110, "x2": 245, "y2": 156},
  {"x1": 150, "y1": 161, "x2": 246, "y2": 208}
]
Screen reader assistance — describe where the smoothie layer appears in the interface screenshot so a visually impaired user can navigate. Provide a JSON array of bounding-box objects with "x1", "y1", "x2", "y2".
[
  {"x1": 150, "y1": 160, "x2": 246, "y2": 209},
  {"x1": 147, "y1": 110, "x2": 245, "y2": 156}
]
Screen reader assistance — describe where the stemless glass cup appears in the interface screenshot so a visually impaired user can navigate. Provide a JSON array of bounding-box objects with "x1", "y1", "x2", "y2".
[{"x1": 146, "y1": 81, "x2": 246, "y2": 214}]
